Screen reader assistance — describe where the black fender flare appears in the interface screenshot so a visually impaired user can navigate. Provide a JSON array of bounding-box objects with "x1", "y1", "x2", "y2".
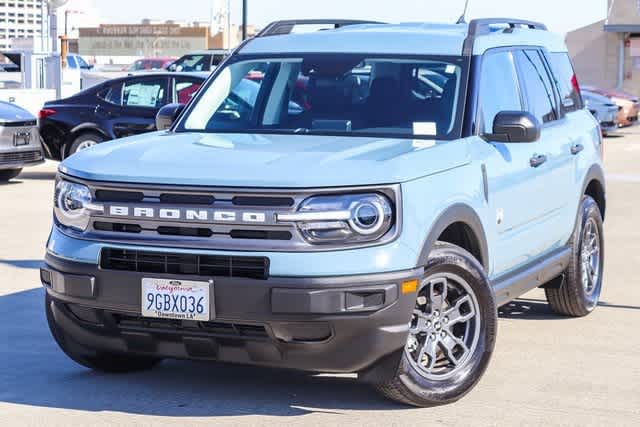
[
  {"x1": 68, "y1": 123, "x2": 111, "y2": 140},
  {"x1": 416, "y1": 203, "x2": 489, "y2": 272},
  {"x1": 579, "y1": 163, "x2": 606, "y2": 220}
]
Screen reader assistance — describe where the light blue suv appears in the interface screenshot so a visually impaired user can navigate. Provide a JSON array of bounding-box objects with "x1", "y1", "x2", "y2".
[{"x1": 43, "y1": 19, "x2": 606, "y2": 406}]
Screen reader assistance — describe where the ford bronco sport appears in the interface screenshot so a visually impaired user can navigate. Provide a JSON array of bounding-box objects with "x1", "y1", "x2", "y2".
[{"x1": 42, "y1": 19, "x2": 606, "y2": 406}]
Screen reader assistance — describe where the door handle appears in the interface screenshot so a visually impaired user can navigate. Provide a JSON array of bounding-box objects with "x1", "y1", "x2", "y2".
[
  {"x1": 570, "y1": 143, "x2": 584, "y2": 155},
  {"x1": 529, "y1": 154, "x2": 547, "y2": 168}
]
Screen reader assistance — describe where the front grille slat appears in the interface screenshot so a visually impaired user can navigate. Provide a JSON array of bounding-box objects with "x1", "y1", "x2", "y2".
[
  {"x1": 101, "y1": 248, "x2": 269, "y2": 280},
  {"x1": 0, "y1": 150, "x2": 42, "y2": 164},
  {"x1": 114, "y1": 314, "x2": 269, "y2": 339}
]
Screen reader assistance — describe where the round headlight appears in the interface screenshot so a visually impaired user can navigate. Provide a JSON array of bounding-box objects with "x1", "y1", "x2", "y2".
[
  {"x1": 54, "y1": 179, "x2": 103, "y2": 231},
  {"x1": 277, "y1": 193, "x2": 394, "y2": 244},
  {"x1": 59, "y1": 183, "x2": 91, "y2": 217},
  {"x1": 350, "y1": 200, "x2": 386, "y2": 235}
]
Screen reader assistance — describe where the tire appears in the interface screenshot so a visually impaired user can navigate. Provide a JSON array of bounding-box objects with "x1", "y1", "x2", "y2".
[
  {"x1": 0, "y1": 168, "x2": 22, "y2": 182},
  {"x1": 545, "y1": 196, "x2": 604, "y2": 317},
  {"x1": 374, "y1": 242, "x2": 497, "y2": 407},
  {"x1": 67, "y1": 132, "x2": 105, "y2": 157},
  {"x1": 46, "y1": 293, "x2": 161, "y2": 373}
]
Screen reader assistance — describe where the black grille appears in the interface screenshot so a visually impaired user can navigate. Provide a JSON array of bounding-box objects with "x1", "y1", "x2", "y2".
[
  {"x1": 114, "y1": 314, "x2": 269, "y2": 339},
  {"x1": 232, "y1": 196, "x2": 294, "y2": 207},
  {"x1": 95, "y1": 190, "x2": 144, "y2": 203},
  {"x1": 0, "y1": 150, "x2": 42, "y2": 164},
  {"x1": 100, "y1": 248, "x2": 269, "y2": 280},
  {"x1": 160, "y1": 193, "x2": 215, "y2": 205}
]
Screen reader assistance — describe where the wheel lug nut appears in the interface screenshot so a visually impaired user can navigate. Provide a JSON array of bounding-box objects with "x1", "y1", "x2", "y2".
[
  {"x1": 440, "y1": 331, "x2": 446, "y2": 338},
  {"x1": 430, "y1": 333, "x2": 437, "y2": 340},
  {"x1": 443, "y1": 317, "x2": 448, "y2": 324},
  {"x1": 433, "y1": 310, "x2": 440, "y2": 317}
]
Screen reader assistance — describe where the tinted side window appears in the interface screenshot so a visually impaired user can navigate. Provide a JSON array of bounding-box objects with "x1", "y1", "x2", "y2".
[
  {"x1": 98, "y1": 83, "x2": 123, "y2": 105},
  {"x1": 514, "y1": 50, "x2": 557, "y2": 123},
  {"x1": 122, "y1": 79, "x2": 166, "y2": 108},
  {"x1": 478, "y1": 51, "x2": 522, "y2": 133},
  {"x1": 547, "y1": 52, "x2": 583, "y2": 113}
]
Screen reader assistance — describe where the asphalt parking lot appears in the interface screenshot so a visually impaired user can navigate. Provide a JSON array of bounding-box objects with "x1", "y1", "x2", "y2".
[{"x1": 1, "y1": 132, "x2": 639, "y2": 427}]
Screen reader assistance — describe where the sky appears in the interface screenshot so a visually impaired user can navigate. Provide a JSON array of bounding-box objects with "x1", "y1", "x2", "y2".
[{"x1": 70, "y1": 0, "x2": 607, "y2": 36}]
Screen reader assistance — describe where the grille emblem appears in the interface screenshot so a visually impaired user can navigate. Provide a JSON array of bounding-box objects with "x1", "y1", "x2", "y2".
[{"x1": 106, "y1": 205, "x2": 268, "y2": 224}]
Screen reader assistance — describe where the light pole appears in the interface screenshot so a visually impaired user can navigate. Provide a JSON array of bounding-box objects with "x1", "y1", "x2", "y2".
[{"x1": 242, "y1": 0, "x2": 247, "y2": 41}]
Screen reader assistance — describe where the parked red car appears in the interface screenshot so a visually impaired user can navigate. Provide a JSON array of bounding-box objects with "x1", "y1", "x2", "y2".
[
  {"x1": 125, "y1": 57, "x2": 176, "y2": 72},
  {"x1": 582, "y1": 85, "x2": 640, "y2": 126}
]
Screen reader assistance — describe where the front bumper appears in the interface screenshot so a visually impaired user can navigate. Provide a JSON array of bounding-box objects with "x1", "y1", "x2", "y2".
[
  {"x1": 43, "y1": 253, "x2": 420, "y2": 374},
  {"x1": 0, "y1": 148, "x2": 44, "y2": 170}
]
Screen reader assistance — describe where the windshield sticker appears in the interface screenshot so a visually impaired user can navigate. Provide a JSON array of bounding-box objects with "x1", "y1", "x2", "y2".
[
  {"x1": 413, "y1": 122, "x2": 437, "y2": 136},
  {"x1": 445, "y1": 64, "x2": 456, "y2": 74}
]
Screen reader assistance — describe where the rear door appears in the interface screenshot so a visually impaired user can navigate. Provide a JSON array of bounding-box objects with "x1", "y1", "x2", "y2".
[{"x1": 96, "y1": 76, "x2": 169, "y2": 138}]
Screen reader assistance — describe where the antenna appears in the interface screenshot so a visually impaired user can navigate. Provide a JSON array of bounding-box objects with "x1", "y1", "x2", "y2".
[{"x1": 456, "y1": 0, "x2": 470, "y2": 24}]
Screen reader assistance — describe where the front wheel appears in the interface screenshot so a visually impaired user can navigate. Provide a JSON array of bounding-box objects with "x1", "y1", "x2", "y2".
[
  {"x1": 0, "y1": 168, "x2": 22, "y2": 182},
  {"x1": 373, "y1": 242, "x2": 497, "y2": 406}
]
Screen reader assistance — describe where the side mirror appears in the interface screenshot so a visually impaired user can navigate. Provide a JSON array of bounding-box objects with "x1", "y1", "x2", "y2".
[
  {"x1": 156, "y1": 103, "x2": 185, "y2": 131},
  {"x1": 483, "y1": 111, "x2": 541, "y2": 143}
]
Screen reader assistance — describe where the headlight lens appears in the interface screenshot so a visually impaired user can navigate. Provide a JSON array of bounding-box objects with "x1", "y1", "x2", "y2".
[
  {"x1": 54, "y1": 179, "x2": 103, "y2": 231},
  {"x1": 277, "y1": 193, "x2": 394, "y2": 244}
]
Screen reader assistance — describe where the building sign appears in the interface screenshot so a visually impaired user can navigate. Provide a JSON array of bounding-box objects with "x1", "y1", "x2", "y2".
[
  {"x1": 81, "y1": 24, "x2": 207, "y2": 38},
  {"x1": 78, "y1": 24, "x2": 210, "y2": 57}
]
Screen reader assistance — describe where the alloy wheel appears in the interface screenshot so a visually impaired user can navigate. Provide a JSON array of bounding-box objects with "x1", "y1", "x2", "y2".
[
  {"x1": 581, "y1": 217, "x2": 601, "y2": 295},
  {"x1": 405, "y1": 272, "x2": 481, "y2": 381}
]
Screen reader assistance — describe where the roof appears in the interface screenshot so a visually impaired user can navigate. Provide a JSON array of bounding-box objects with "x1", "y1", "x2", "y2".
[{"x1": 239, "y1": 21, "x2": 567, "y2": 57}]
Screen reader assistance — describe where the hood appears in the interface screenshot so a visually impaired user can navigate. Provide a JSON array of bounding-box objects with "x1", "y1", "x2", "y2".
[{"x1": 60, "y1": 132, "x2": 471, "y2": 188}]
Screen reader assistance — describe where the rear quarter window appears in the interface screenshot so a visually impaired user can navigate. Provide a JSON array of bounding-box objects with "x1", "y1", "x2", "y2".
[{"x1": 548, "y1": 52, "x2": 583, "y2": 113}]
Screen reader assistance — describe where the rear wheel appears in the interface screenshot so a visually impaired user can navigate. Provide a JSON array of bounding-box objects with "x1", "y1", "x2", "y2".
[
  {"x1": 373, "y1": 242, "x2": 497, "y2": 406},
  {"x1": 545, "y1": 196, "x2": 604, "y2": 317},
  {"x1": 67, "y1": 132, "x2": 105, "y2": 157},
  {"x1": 46, "y1": 293, "x2": 161, "y2": 373},
  {"x1": 0, "y1": 168, "x2": 22, "y2": 182}
]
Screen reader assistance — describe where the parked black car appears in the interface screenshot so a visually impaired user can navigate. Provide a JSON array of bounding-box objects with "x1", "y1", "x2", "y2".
[
  {"x1": 166, "y1": 50, "x2": 229, "y2": 72},
  {"x1": 39, "y1": 72, "x2": 207, "y2": 159}
]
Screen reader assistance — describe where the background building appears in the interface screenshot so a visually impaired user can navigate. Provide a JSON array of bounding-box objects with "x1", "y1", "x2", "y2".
[
  {"x1": 567, "y1": 0, "x2": 640, "y2": 93},
  {"x1": 0, "y1": 0, "x2": 44, "y2": 50},
  {"x1": 77, "y1": 20, "x2": 256, "y2": 64}
]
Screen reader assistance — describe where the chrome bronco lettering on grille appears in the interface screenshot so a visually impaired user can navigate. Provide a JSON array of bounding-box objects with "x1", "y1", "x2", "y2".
[{"x1": 106, "y1": 205, "x2": 268, "y2": 224}]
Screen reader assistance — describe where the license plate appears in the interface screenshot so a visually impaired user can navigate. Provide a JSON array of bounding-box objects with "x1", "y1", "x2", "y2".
[
  {"x1": 13, "y1": 131, "x2": 31, "y2": 146},
  {"x1": 141, "y1": 278, "x2": 211, "y2": 321}
]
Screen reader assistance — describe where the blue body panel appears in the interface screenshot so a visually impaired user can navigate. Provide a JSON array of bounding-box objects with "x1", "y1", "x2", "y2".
[
  {"x1": 50, "y1": 21, "x2": 603, "y2": 284},
  {"x1": 52, "y1": 107, "x2": 601, "y2": 281}
]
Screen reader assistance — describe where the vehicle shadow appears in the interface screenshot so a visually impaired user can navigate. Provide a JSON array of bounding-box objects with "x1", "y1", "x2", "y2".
[
  {"x1": 0, "y1": 288, "x2": 404, "y2": 418},
  {"x1": 498, "y1": 297, "x2": 640, "y2": 319},
  {"x1": 16, "y1": 170, "x2": 57, "y2": 181},
  {"x1": 0, "y1": 259, "x2": 42, "y2": 269}
]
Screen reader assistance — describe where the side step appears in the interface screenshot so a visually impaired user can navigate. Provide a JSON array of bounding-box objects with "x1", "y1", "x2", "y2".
[{"x1": 492, "y1": 246, "x2": 571, "y2": 306}]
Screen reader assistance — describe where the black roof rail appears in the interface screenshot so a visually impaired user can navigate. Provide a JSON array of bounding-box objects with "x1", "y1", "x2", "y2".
[
  {"x1": 256, "y1": 19, "x2": 385, "y2": 38},
  {"x1": 462, "y1": 18, "x2": 548, "y2": 55}
]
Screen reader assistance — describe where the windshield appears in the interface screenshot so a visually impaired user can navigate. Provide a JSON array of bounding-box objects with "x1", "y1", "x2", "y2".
[
  {"x1": 177, "y1": 54, "x2": 466, "y2": 139},
  {"x1": 171, "y1": 54, "x2": 209, "y2": 72}
]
